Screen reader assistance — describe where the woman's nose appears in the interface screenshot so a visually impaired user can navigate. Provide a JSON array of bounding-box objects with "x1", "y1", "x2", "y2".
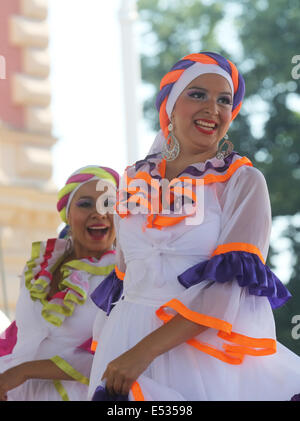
[
  {"x1": 95, "y1": 209, "x2": 109, "y2": 218},
  {"x1": 203, "y1": 98, "x2": 218, "y2": 115},
  {"x1": 90, "y1": 205, "x2": 108, "y2": 218}
]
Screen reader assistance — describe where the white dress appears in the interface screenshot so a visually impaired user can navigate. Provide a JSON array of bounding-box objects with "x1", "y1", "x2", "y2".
[
  {"x1": 88, "y1": 153, "x2": 300, "y2": 401},
  {"x1": 0, "y1": 238, "x2": 115, "y2": 401}
]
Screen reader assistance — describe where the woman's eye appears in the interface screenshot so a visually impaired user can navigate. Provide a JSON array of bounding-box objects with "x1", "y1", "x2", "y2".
[
  {"x1": 218, "y1": 96, "x2": 232, "y2": 105},
  {"x1": 103, "y1": 197, "x2": 116, "y2": 207},
  {"x1": 76, "y1": 199, "x2": 93, "y2": 208},
  {"x1": 188, "y1": 91, "x2": 206, "y2": 100}
]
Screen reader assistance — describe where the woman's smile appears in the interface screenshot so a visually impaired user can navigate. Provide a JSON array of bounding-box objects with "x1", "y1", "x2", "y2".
[
  {"x1": 171, "y1": 73, "x2": 233, "y2": 159},
  {"x1": 194, "y1": 118, "x2": 218, "y2": 135},
  {"x1": 68, "y1": 180, "x2": 116, "y2": 259},
  {"x1": 86, "y1": 224, "x2": 110, "y2": 240}
]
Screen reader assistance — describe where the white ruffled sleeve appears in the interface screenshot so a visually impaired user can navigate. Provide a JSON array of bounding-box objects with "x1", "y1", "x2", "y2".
[{"x1": 156, "y1": 166, "x2": 290, "y2": 365}]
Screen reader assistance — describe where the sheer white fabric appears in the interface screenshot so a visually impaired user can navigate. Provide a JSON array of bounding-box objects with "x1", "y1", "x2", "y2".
[
  {"x1": 147, "y1": 130, "x2": 165, "y2": 155},
  {"x1": 89, "y1": 157, "x2": 300, "y2": 401},
  {"x1": 0, "y1": 245, "x2": 115, "y2": 401},
  {"x1": 216, "y1": 165, "x2": 272, "y2": 259}
]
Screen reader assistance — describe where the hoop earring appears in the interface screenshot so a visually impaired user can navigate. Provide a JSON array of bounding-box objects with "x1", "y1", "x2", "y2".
[
  {"x1": 162, "y1": 122, "x2": 180, "y2": 161},
  {"x1": 216, "y1": 134, "x2": 234, "y2": 160}
]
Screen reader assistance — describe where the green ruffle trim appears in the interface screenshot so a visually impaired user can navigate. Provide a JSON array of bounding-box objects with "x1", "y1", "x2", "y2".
[
  {"x1": 53, "y1": 380, "x2": 69, "y2": 401},
  {"x1": 24, "y1": 240, "x2": 115, "y2": 327},
  {"x1": 66, "y1": 260, "x2": 115, "y2": 276},
  {"x1": 51, "y1": 355, "x2": 89, "y2": 385}
]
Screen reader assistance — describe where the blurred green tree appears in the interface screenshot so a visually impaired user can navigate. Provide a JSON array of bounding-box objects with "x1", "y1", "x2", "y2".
[{"x1": 137, "y1": 0, "x2": 300, "y2": 354}]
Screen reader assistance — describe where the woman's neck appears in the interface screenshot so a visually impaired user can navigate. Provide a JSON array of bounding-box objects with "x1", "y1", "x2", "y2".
[
  {"x1": 72, "y1": 243, "x2": 112, "y2": 261},
  {"x1": 164, "y1": 148, "x2": 218, "y2": 181}
]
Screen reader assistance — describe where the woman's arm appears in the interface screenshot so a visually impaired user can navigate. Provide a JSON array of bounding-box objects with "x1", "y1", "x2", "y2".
[
  {"x1": 0, "y1": 359, "x2": 73, "y2": 401},
  {"x1": 102, "y1": 314, "x2": 207, "y2": 396}
]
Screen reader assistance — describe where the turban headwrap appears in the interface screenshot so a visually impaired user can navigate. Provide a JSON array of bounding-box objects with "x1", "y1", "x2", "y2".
[
  {"x1": 57, "y1": 166, "x2": 120, "y2": 224},
  {"x1": 154, "y1": 52, "x2": 245, "y2": 144}
]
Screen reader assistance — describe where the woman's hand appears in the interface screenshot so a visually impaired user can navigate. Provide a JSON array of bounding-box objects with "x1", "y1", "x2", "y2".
[
  {"x1": 101, "y1": 344, "x2": 155, "y2": 396},
  {"x1": 0, "y1": 359, "x2": 74, "y2": 400},
  {"x1": 0, "y1": 365, "x2": 27, "y2": 401},
  {"x1": 101, "y1": 313, "x2": 208, "y2": 397}
]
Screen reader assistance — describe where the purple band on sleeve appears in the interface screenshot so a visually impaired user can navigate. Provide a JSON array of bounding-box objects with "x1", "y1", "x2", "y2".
[
  {"x1": 178, "y1": 251, "x2": 292, "y2": 309},
  {"x1": 90, "y1": 269, "x2": 123, "y2": 315}
]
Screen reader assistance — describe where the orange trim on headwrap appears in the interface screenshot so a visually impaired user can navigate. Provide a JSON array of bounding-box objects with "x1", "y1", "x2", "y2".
[
  {"x1": 159, "y1": 97, "x2": 170, "y2": 139},
  {"x1": 156, "y1": 52, "x2": 245, "y2": 138},
  {"x1": 227, "y1": 59, "x2": 239, "y2": 94},
  {"x1": 182, "y1": 53, "x2": 219, "y2": 65},
  {"x1": 160, "y1": 69, "x2": 186, "y2": 89},
  {"x1": 231, "y1": 101, "x2": 242, "y2": 121}
]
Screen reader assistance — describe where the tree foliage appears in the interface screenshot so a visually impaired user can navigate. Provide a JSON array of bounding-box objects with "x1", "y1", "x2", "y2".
[
  {"x1": 138, "y1": 0, "x2": 225, "y2": 129},
  {"x1": 137, "y1": 0, "x2": 300, "y2": 354}
]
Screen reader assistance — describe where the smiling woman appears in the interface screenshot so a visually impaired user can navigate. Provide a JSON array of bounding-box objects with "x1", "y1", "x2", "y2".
[
  {"x1": 0, "y1": 165, "x2": 120, "y2": 401},
  {"x1": 67, "y1": 181, "x2": 116, "y2": 260},
  {"x1": 88, "y1": 52, "x2": 300, "y2": 402},
  {"x1": 168, "y1": 73, "x2": 233, "y2": 169}
]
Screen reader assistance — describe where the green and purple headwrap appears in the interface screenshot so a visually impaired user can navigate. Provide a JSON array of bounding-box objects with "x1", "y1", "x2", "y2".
[
  {"x1": 57, "y1": 166, "x2": 120, "y2": 223},
  {"x1": 156, "y1": 52, "x2": 245, "y2": 139}
]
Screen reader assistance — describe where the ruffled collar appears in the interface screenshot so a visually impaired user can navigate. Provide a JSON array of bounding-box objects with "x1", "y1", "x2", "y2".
[
  {"x1": 24, "y1": 238, "x2": 115, "y2": 327},
  {"x1": 133, "y1": 151, "x2": 239, "y2": 180},
  {"x1": 116, "y1": 152, "x2": 252, "y2": 229}
]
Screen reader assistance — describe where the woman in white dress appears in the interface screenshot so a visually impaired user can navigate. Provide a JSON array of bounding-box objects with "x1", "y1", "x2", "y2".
[
  {"x1": 89, "y1": 52, "x2": 300, "y2": 401},
  {"x1": 0, "y1": 165, "x2": 119, "y2": 401}
]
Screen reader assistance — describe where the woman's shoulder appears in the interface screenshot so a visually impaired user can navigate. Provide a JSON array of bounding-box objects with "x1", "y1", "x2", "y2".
[
  {"x1": 21, "y1": 238, "x2": 68, "y2": 280},
  {"x1": 219, "y1": 155, "x2": 270, "y2": 206},
  {"x1": 28, "y1": 238, "x2": 66, "y2": 258},
  {"x1": 122, "y1": 153, "x2": 162, "y2": 179},
  {"x1": 230, "y1": 155, "x2": 268, "y2": 187}
]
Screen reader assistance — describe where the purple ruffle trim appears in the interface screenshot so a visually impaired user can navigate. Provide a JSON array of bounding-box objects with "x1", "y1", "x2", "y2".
[
  {"x1": 135, "y1": 153, "x2": 162, "y2": 180},
  {"x1": 178, "y1": 251, "x2": 292, "y2": 309},
  {"x1": 134, "y1": 152, "x2": 238, "y2": 181},
  {"x1": 178, "y1": 152, "x2": 237, "y2": 178},
  {"x1": 90, "y1": 269, "x2": 123, "y2": 315},
  {"x1": 92, "y1": 385, "x2": 129, "y2": 401}
]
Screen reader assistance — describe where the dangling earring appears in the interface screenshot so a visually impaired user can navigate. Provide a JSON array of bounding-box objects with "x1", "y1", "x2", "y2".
[
  {"x1": 162, "y1": 122, "x2": 180, "y2": 161},
  {"x1": 64, "y1": 228, "x2": 74, "y2": 256},
  {"x1": 216, "y1": 134, "x2": 234, "y2": 160}
]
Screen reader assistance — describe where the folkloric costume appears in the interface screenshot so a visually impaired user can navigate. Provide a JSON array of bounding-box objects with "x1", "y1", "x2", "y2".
[
  {"x1": 0, "y1": 166, "x2": 119, "y2": 401},
  {"x1": 89, "y1": 53, "x2": 300, "y2": 401}
]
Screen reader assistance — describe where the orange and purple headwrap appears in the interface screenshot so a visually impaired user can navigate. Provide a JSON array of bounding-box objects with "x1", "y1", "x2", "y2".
[
  {"x1": 155, "y1": 52, "x2": 245, "y2": 139},
  {"x1": 57, "y1": 165, "x2": 120, "y2": 224}
]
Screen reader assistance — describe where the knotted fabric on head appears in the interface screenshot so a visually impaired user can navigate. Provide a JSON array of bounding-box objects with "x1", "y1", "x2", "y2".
[
  {"x1": 155, "y1": 52, "x2": 245, "y2": 141},
  {"x1": 57, "y1": 166, "x2": 120, "y2": 223}
]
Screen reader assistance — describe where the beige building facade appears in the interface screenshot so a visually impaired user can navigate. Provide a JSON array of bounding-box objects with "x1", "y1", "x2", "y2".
[{"x1": 0, "y1": 0, "x2": 60, "y2": 320}]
